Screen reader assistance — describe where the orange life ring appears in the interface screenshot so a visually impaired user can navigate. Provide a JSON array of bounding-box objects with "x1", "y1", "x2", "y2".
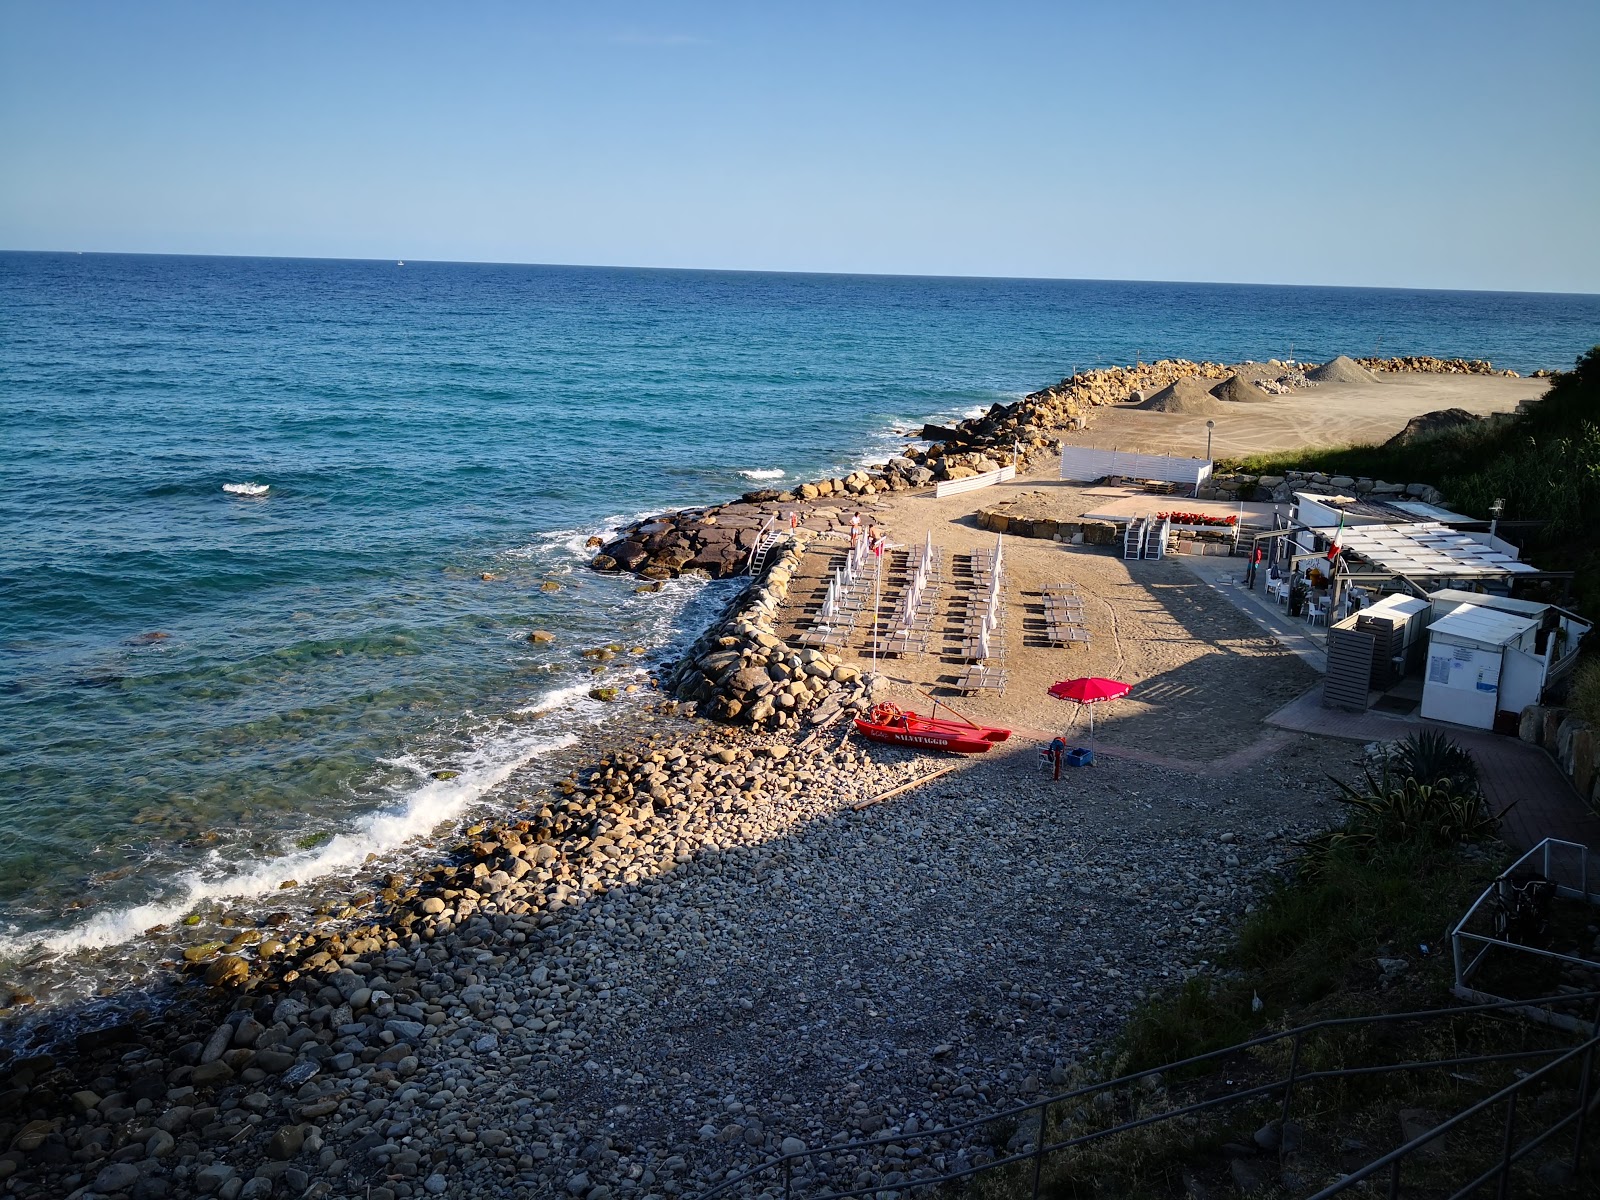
[{"x1": 869, "y1": 703, "x2": 904, "y2": 726}]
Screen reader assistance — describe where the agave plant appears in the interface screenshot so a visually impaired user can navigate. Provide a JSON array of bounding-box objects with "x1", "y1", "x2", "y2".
[
  {"x1": 1389, "y1": 730, "x2": 1481, "y2": 796},
  {"x1": 1298, "y1": 769, "x2": 1510, "y2": 875}
]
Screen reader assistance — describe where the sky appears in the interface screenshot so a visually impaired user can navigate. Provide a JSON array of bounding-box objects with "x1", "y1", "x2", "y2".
[{"x1": 1, "y1": 0, "x2": 1596, "y2": 292}]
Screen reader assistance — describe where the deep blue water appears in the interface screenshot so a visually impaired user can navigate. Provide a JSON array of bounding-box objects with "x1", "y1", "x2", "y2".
[{"x1": 2, "y1": 251, "x2": 1596, "y2": 994}]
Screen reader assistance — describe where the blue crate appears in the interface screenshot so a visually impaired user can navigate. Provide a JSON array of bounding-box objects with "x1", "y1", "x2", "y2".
[{"x1": 1065, "y1": 747, "x2": 1095, "y2": 767}]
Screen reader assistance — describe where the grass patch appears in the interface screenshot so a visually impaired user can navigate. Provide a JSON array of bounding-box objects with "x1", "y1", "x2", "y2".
[
  {"x1": 1571, "y1": 658, "x2": 1600, "y2": 728},
  {"x1": 1118, "y1": 837, "x2": 1497, "y2": 1075}
]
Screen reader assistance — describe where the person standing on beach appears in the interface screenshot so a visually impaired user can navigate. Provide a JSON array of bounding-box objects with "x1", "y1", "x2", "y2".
[
  {"x1": 1244, "y1": 544, "x2": 1263, "y2": 588},
  {"x1": 789, "y1": 510, "x2": 800, "y2": 533},
  {"x1": 850, "y1": 510, "x2": 862, "y2": 547},
  {"x1": 1049, "y1": 735, "x2": 1067, "y2": 780}
]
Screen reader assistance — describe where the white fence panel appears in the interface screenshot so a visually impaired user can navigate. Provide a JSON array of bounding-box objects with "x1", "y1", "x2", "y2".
[
  {"x1": 933, "y1": 465, "x2": 1015, "y2": 499},
  {"x1": 1059, "y1": 447, "x2": 1211, "y2": 487}
]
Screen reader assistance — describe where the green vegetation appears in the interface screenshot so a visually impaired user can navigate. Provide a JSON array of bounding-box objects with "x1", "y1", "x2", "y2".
[
  {"x1": 1118, "y1": 835, "x2": 1495, "y2": 1074},
  {"x1": 294, "y1": 829, "x2": 333, "y2": 850},
  {"x1": 1219, "y1": 346, "x2": 1600, "y2": 611},
  {"x1": 962, "y1": 735, "x2": 1599, "y2": 1198},
  {"x1": 1572, "y1": 658, "x2": 1600, "y2": 726}
]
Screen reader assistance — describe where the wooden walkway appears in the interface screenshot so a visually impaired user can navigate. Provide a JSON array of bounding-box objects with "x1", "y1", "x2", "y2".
[{"x1": 1265, "y1": 688, "x2": 1600, "y2": 852}]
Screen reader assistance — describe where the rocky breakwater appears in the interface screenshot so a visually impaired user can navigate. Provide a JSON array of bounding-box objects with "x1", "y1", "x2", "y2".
[
  {"x1": 588, "y1": 507, "x2": 765, "y2": 583},
  {"x1": 1356, "y1": 356, "x2": 1521, "y2": 377},
  {"x1": 660, "y1": 536, "x2": 869, "y2": 731},
  {"x1": 1198, "y1": 470, "x2": 1445, "y2": 506},
  {"x1": 1020, "y1": 359, "x2": 1236, "y2": 418},
  {"x1": 591, "y1": 471, "x2": 920, "y2": 585}
]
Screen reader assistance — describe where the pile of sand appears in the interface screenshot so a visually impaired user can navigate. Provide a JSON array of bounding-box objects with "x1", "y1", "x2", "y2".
[
  {"x1": 1135, "y1": 375, "x2": 1226, "y2": 414},
  {"x1": 1307, "y1": 355, "x2": 1380, "y2": 385},
  {"x1": 1212, "y1": 373, "x2": 1275, "y2": 403}
]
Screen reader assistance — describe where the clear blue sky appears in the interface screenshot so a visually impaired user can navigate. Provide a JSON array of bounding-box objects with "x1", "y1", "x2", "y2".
[{"x1": 2, "y1": 0, "x2": 1596, "y2": 291}]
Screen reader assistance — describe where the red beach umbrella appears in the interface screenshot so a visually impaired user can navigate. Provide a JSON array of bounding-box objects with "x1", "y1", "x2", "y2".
[
  {"x1": 1047, "y1": 677, "x2": 1132, "y2": 746},
  {"x1": 1047, "y1": 677, "x2": 1132, "y2": 704}
]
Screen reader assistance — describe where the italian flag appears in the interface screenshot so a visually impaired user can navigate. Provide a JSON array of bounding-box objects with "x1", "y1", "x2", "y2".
[{"x1": 1326, "y1": 511, "x2": 1345, "y2": 562}]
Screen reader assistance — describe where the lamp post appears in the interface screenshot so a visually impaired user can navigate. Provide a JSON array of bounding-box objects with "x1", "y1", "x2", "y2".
[
  {"x1": 1489, "y1": 497, "x2": 1504, "y2": 542},
  {"x1": 1197, "y1": 419, "x2": 1215, "y2": 499}
]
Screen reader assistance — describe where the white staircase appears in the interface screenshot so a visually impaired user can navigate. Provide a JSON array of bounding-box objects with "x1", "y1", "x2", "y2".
[
  {"x1": 747, "y1": 521, "x2": 782, "y2": 576},
  {"x1": 1124, "y1": 518, "x2": 1147, "y2": 560}
]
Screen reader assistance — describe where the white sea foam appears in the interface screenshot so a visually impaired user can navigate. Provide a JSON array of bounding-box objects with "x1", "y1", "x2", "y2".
[
  {"x1": 737, "y1": 467, "x2": 786, "y2": 480},
  {"x1": 504, "y1": 509, "x2": 666, "y2": 565},
  {"x1": 222, "y1": 482, "x2": 269, "y2": 497},
  {"x1": 3, "y1": 730, "x2": 577, "y2": 957},
  {"x1": 511, "y1": 678, "x2": 609, "y2": 716}
]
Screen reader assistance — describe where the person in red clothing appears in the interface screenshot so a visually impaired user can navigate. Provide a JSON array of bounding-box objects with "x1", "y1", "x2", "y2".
[{"x1": 1244, "y1": 543, "x2": 1264, "y2": 588}]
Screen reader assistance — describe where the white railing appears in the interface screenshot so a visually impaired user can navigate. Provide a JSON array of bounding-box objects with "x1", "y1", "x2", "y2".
[
  {"x1": 1060, "y1": 447, "x2": 1212, "y2": 487},
  {"x1": 1452, "y1": 837, "x2": 1600, "y2": 1033},
  {"x1": 933, "y1": 464, "x2": 1016, "y2": 499}
]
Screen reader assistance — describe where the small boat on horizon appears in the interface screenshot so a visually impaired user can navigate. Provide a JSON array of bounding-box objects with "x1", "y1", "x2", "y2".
[{"x1": 854, "y1": 701, "x2": 1011, "y2": 755}]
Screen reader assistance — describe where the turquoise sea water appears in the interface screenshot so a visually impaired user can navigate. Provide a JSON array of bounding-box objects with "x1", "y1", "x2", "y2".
[{"x1": 2, "y1": 251, "x2": 1597, "y2": 999}]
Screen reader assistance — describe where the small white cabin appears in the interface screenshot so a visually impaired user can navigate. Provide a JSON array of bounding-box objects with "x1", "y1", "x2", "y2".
[{"x1": 1420, "y1": 604, "x2": 1541, "y2": 730}]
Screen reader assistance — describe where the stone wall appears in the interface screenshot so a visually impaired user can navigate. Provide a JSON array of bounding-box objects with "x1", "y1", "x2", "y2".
[
  {"x1": 1355, "y1": 356, "x2": 1521, "y2": 376},
  {"x1": 661, "y1": 536, "x2": 870, "y2": 730},
  {"x1": 1518, "y1": 704, "x2": 1599, "y2": 813},
  {"x1": 974, "y1": 506, "x2": 1119, "y2": 545},
  {"x1": 1199, "y1": 469, "x2": 1445, "y2": 506}
]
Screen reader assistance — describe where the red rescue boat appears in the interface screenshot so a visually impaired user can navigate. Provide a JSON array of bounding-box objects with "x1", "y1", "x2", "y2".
[{"x1": 853, "y1": 702, "x2": 1011, "y2": 755}]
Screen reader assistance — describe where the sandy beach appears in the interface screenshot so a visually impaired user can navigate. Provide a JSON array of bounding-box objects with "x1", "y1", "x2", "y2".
[
  {"x1": 0, "y1": 366, "x2": 1545, "y2": 1200},
  {"x1": 1069, "y1": 371, "x2": 1542, "y2": 459}
]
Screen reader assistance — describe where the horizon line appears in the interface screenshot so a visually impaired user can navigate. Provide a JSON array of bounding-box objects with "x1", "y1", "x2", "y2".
[{"x1": 3, "y1": 247, "x2": 1597, "y2": 300}]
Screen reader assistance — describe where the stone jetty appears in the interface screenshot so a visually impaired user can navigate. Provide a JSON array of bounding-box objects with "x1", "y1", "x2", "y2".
[{"x1": 658, "y1": 536, "x2": 869, "y2": 730}]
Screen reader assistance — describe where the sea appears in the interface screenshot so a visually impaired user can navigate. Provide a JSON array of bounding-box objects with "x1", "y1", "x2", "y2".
[{"x1": 2, "y1": 251, "x2": 1597, "y2": 1017}]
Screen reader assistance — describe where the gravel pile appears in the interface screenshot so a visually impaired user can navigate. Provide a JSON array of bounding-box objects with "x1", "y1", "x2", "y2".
[
  {"x1": 1211, "y1": 374, "x2": 1275, "y2": 403},
  {"x1": 1306, "y1": 356, "x2": 1380, "y2": 386},
  {"x1": 1134, "y1": 376, "x2": 1225, "y2": 414}
]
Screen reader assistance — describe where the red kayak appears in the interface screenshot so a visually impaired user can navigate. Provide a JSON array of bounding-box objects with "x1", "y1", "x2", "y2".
[{"x1": 854, "y1": 703, "x2": 1012, "y2": 755}]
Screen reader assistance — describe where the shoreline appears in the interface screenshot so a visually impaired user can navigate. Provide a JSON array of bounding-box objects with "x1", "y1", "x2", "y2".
[{"x1": 0, "y1": 352, "x2": 1547, "y2": 1200}]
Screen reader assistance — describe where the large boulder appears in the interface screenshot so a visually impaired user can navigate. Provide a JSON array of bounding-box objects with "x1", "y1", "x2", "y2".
[
  {"x1": 725, "y1": 667, "x2": 773, "y2": 701},
  {"x1": 1384, "y1": 408, "x2": 1481, "y2": 447}
]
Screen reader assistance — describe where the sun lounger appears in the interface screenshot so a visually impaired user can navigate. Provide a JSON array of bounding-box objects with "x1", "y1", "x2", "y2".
[
  {"x1": 799, "y1": 625, "x2": 851, "y2": 649},
  {"x1": 871, "y1": 630, "x2": 928, "y2": 657},
  {"x1": 955, "y1": 665, "x2": 1008, "y2": 695}
]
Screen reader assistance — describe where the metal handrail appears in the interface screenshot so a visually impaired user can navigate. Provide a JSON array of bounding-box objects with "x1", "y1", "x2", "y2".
[
  {"x1": 693, "y1": 990, "x2": 1600, "y2": 1200},
  {"x1": 744, "y1": 516, "x2": 778, "y2": 576}
]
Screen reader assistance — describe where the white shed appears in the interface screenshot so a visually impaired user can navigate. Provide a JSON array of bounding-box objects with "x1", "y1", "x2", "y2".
[{"x1": 1420, "y1": 604, "x2": 1540, "y2": 730}]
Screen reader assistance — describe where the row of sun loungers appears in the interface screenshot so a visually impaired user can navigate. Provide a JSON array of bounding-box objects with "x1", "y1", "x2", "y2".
[
  {"x1": 955, "y1": 541, "x2": 1008, "y2": 695},
  {"x1": 1042, "y1": 582, "x2": 1090, "y2": 649}
]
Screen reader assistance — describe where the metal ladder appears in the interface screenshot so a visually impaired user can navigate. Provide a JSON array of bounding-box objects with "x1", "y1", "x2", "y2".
[
  {"x1": 1146, "y1": 516, "x2": 1171, "y2": 558},
  {"x1": 1123, "y1": 518, "x2": 1147, "y2": 560},
  {"x1": 746, "y1": 518, "x2": 781, "y2": 576}
]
